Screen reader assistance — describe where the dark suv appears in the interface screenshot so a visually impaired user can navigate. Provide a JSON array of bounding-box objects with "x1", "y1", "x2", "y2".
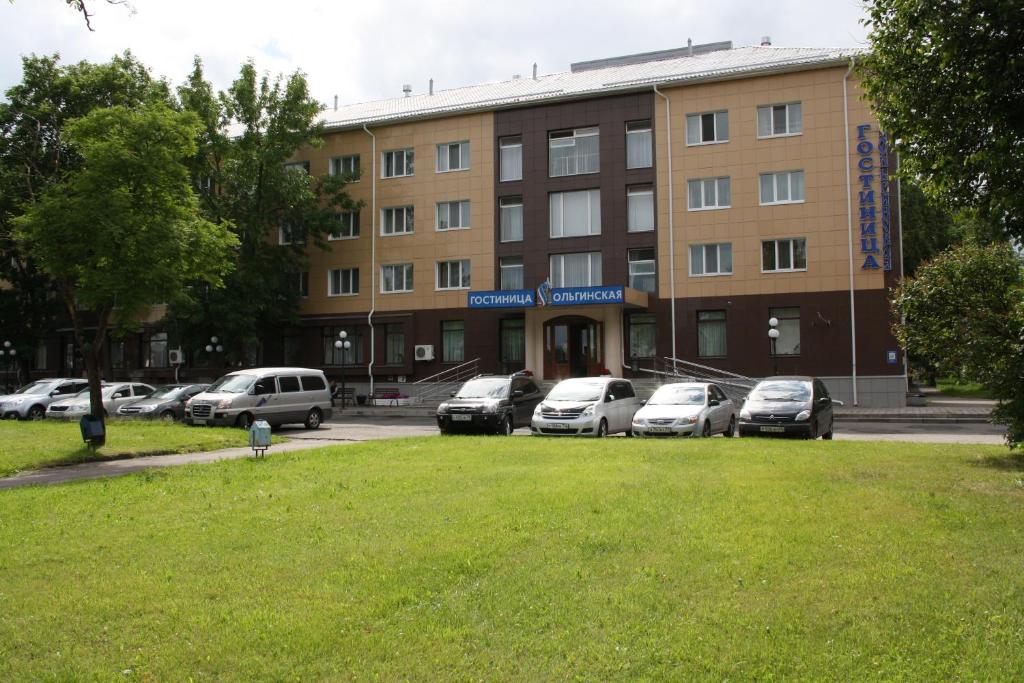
[{"x1": 437, "y1": 373, "x2": 544, "y2": 435}]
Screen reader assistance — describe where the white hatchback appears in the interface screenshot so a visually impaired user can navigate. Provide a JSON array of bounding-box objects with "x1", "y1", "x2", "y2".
[{"x1": 531, "y1": 377, "x2": 641, "y2": 437}]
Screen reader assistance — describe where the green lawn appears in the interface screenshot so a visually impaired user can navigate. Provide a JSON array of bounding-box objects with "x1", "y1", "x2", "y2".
[
  {"x1": 0, "y1": 419, "x2": 253, "y2": 476},
  {"x1": 936, "y1": 377, "x2": 993, "y2": 398},
  {"x1": 1, "y1": 438, "x2": 1022, "y2": 680}
]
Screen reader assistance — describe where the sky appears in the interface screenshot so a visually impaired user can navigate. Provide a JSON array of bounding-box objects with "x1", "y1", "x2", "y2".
[{"x1": 1, "y1": 0, "x2": 871, "y2": 108}]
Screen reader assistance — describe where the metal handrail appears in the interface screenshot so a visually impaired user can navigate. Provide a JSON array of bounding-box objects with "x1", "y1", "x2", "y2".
[
  {"x1": 411, "y1": 357, "x2": 481, "y2": 385},
  {"x1": 408, "y1": 357, "x2": 481, "y2": 403}
]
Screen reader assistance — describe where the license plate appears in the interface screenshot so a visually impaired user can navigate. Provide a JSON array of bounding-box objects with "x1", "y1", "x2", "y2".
[
  {"x1": 649, "y1": 427, "x2": 673, "y2": 433},
  {"x1": 760, "y1": 425, "x2": 785, "y2": 433},
  {"x1": 193, "y1": 418, "x2": 207, "y2": 425},
  {"x1": 452, "y1": 414, "x2": 472, "y2": 422},
  {"x1": 551, "y1": 423, "x2": 568, "y2": 430}
]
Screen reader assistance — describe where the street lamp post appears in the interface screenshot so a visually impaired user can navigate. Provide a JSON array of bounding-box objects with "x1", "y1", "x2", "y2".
[
  {"x1": 334, "y1": 331, "x2": 351, "y2": 411},
  {"x1": 768, "y1": 318, "x2": 780, "y2": 377},
  {"x1": 203, "y1": 336, "x2": 224, "y2": 374},
  {"x1": 0, "y1": 341, "x2": 16, "y2": 392}
]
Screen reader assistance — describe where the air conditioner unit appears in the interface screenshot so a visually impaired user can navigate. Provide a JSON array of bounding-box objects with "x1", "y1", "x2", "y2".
[
  {"x1": 414, "y1": 344, "x2": 434, "y2": 361},
  {"x1": 168, "y1": 349, "x2": 184, "y2": 365}
]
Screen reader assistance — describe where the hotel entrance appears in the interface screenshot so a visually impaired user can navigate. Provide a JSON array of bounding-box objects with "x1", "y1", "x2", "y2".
[{"x1": 543, "y1": 316, "x2": 603, "y2": 379}]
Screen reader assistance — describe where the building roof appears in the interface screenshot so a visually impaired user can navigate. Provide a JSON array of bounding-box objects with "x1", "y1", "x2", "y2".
[{"x1": 321, "y1": 44, "x2": 864, "y2": 131}]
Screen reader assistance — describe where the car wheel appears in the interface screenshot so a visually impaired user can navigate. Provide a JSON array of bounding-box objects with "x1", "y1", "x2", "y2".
[
  {"x1": 596, "y1": 419, "x2": 608, "y2": 438},
  {"x1": 304, "y1": 408, "x2": 322, "y2": 430},
  {"x1": 27, "y1": 405, "x2": 45, "y2": 420},
  {"x1": 160, "y1": 410, "x2": 177, "y2": 421},
  {"x1": 822, "y1": 420, "x2": 834, "y2": 440},
  {"x1": 235, "y1": 412, "x2": 254, "y2": 430},
  {"x1": 625, "y1": 429, "x2": 634, "y2": 438},
  {"x1": 701, "y1": 420, "x2": 712, "y2": 438},
  {"x1": 723, "y1": 416, "x2": 736, "y2": 437},
  {"x1": 500, "y1": 415, "x2": 514, "y2": 436}
]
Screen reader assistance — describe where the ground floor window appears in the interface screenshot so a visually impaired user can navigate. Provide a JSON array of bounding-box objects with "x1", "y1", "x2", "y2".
[
  {"x1": 500, "y1": 318, "x2": 525, "y2": 363},
  {"x1": 323, "y1": 326, "x2": 364, "y2": 365},
  {"x1": 442, "y1": 320, "x2": 465, "y2": 362},
  {"x1": 769, "y1": 307, "x2": 800, "y2": 355},
  {"x1": 109, "y1": 339, "x2": 127, "y2": 369},
  {"x1": 142, "y1": 332, "x2": 168, "y2": 368},
  {"x1": 697, "y1": 310, "x2": 727, "y2": 357},
  {"x1": 33, "y1": 343, "x2": 47, "y2": 371},
  {"x1": 283, "y1": 336, "x2": 301, "y2": 366},
  {"x1": 385, "y1": 324, "x2": 404, "y2": 365},
  {"x1": 628, "y1": 314, "x2": 657, "y2": 359}
]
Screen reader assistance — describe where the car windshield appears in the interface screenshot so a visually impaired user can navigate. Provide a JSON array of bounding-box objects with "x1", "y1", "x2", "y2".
[
  {"x1": 648, "y1": 386, "x2": 706, "y2": 406},
  {"x1": 13, "y1": 380, "x2": 59, "y2": 395},
  {"x1": 750, "y1": 381, "x2": 811, "y2": 402},
  {"x1": 456, "y1": 378, "x2": 509, "y2": 399},
  {"x1": 70, "y1": 387, "x2": 91, "y2": 399},
  {"x1": 148, "y1": 386, "x2": 185, "y2": 400},
  {"x1": 207, "y1": 375, "x2": 256, "y2": 394},
  {"x1": 547, "y1": 380, "x2": 605, "y2": 402}
]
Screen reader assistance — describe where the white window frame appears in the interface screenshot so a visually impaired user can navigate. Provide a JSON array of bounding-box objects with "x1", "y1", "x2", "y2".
[
  {"x1": 549, "y1": 189, "x2": 601, "y2": 238},
  {"x1": 685, "y1": 111, "x2": 729, "y2": 146},
  {"x1": 284, "y1": 161, "x2": 309, "y2": 173},
  {"x1": 435, "y1": 259, "x2": 471, "y2": 291},
  {"x1": 757, "y1": 102, "x2": 802, "y2": 138},
  {"x1": 549, "y1": 252, "x2": 602, "y2": 288},
  {"x1": 761, "y1": 238, "x2": 808, "y2": 273},
  {"x1": 381, "y1": 148, "x2": 414, "y2": 178},
  {"x1": 296, "y1": 271, "x2": 309, "y2": 298},
  {"x1": 548, "y1": 127, "x2": 600, "y2": 177},
  {"x1": 278, "y1": 223, "x2": 304, "y2": 245},
  {"x1": 327, "y1": 268, "x2": 359, "y2": 297},
  {"x1": 627, "y1": 185, "x2": 655, "y2": 232},
  {"x1": 329, "y1": 210, "x2": 360, "y2": 240},
  {"x1": 625, "y1": 120, "x2": 653, "y2": 169},
  {"x1": 687, "y1": 177, "x2": 731, "y2": 211},
  {"x1": 759, "y1": 170, "x2": 806, "y2": 205},
  {"x1": 381, "y1": 206, "x2": 414, "y2": 236},
  {"x1": 499, "y1": 196, "x2": 523, "y2": 243},
  {"x1": 499, "y1": 256, "x2": 524, "y2": 290},
  {"x1": 499, "y1": 135, "x2": 522, "y2": 181},
  {"x1": 329, "y1": 154, "x2": 361, "y2": 180},
  {"x1": 380, "y1": 263, "x2": 414, "y2": 293},
  {"x1": 627, "y1": 248, "x2": 656, "y2": 292},
  {"x1": 436, "y1": 200, "x2": 470, "y2": 231},
  {"x1": 689, "y1": 243, "x2": 733, "y2": 277},
  {"x1": 436, "y1": 141, "x2": 470, "y2": 173}
]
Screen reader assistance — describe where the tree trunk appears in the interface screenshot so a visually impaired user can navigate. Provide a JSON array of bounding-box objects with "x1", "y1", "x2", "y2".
[{"x1": 82, "y1": 341, "x2": 105, "y2": 426}]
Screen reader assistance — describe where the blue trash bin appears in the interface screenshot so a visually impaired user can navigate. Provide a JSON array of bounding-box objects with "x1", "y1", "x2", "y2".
[{"x1": 249, "y1": 419, "x2": 271, "y2": 457}]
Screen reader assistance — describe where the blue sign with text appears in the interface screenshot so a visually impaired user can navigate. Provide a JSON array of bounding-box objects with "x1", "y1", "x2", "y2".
[
  {"x1": 468, "y1": 285, "x2": 626, "y2": 309},
  {"x1": 468, "y1": 289, "x2": 536, "y2": 309},
  {"x1": 550, "y1": 285, "x2": 625, "y2": 306}
]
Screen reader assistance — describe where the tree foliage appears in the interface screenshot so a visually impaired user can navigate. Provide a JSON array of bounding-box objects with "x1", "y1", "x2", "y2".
[
  {"x1": 860, "y1": 0, "x2": 1024, "y2": 240},
  {"x1": 893, "y1": 243, "x2": 1024, "y2": 448},
  {"x1": 14, "y1": 103, "x2": 238, "y2": 423}
]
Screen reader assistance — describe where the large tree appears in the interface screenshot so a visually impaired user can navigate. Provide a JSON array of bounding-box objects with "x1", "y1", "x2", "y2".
[
  {"x1": 167, "y1": 59, "x2": 358, "y2": 364},
  {"x1": 14, "y1": 103, "x2": 238, "y2": 426},
  {"x1": 860, "y1": 0, "x2": 1024, "y2": 240},
  {"x1": 893, "y1": 243, "x2": 1024, "y2": 448},
  {"x1": 0, "y1": 52, "x2": 168, "y2": 383}
]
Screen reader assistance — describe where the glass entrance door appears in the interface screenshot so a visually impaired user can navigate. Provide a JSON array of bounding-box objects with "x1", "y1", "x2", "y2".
[{"x1": 543, "y1": 317, "x2": 602, "y2": 379}]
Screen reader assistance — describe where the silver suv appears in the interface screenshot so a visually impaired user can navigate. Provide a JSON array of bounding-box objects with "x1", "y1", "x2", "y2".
[{"x1": 0, "y1": 378, "x2": 90, "y2": 420}]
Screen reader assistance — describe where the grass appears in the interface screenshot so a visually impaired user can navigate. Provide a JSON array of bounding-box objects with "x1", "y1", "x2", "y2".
[
  {"x1": 936, "y1": 377, "x2": 993, "y2": 398},
  {"x1": 0, "y1": 419, "x2": 255, "y2": 476},
  {"x1": 1, "y1": 437, "x2": 1022, "y2": 680}
]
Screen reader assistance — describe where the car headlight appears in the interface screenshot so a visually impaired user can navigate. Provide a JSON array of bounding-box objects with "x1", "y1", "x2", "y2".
[
  {"x1": 70, "y1": 405, "x2": 86, "y2": 412},
  {"x1": 215, "y1": 398, "x2": 233, "y2": 409},
  {"x1": 437, "y1": 402, "x2": 449, "y2": 414},
  {"x1": 7, "y1": 397, "x2": 25, "y2": 406},
  {"x1": 795, "y1": 410, "x2": 811, "y2": 421},
  {"x1": 137, "y1": 405, "x2": 157, "y2": 413},
  {"x1": 683, "y1": 415, "x2": 699, "y2": 424},
  {"x1": 481, "y1": 402, "x2": 497, "y2": 414},
  {"x1": 534, "y1": 403, "x2": 544, "y2": 416},
  {"x1": 581, "y1": 404, "x2": 595, "y2": 417},
  {"x1": 740, "y1": 408, "x2": 751, "y2": 420},
  {"x1": 633, "y1": 417, "x2": 647, "y2": 426}
]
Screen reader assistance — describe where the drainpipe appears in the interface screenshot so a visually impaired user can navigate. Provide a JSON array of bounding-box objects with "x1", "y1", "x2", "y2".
[
  {"x1": 363, "y1": 124, "x2": 377, "y2": 397},
  {"x1": 652, "y1": 85, "x2": 677, "y2": 365},
  {"x1": 895, "y1": 152, "x2": 908, "y2": 388},
  {"x1": 842, "y1": 57, "x2": 859, "y2": 406}
]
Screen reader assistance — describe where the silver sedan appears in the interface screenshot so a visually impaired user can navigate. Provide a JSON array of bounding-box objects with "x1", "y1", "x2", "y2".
[{"x1": 631, "y1": 382, "x2": 738, "y2": 438}]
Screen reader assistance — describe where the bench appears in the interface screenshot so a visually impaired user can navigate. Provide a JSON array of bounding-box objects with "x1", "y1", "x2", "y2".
[{"x1": 370, "y1": 387, "x2": 401, "y2": 407}]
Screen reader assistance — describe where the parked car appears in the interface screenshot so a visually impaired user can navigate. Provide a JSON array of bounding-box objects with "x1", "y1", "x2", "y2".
[
  {"x1": 632, "y1": 382, "x2": 737, "y2": 438},
  {"x1": 437, "y1": 372, "x2": 544, "y2": 435},
  {"x1": 46, "y1": 382, "x2": 154, "y2": 419},
  {"x1": 0, "y1": 377, "x2": 89, "y2": 420},
  {"x1": 738, "y1": 376, "x2": 842, "y2": 439},
  {"x1": 531, "y1": 376, "x2": 641, "y2": 437},
  {"x1": 117, "y1": 383, "x2": 209, "y2": 421},
  {"x1": 184, "y1": 367, "x2": 332, "y2": 429}
]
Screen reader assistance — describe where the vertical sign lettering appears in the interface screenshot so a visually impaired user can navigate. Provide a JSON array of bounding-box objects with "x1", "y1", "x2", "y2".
[{"x1": 854, "y1": 124, "x2": 892, "y2": 271}]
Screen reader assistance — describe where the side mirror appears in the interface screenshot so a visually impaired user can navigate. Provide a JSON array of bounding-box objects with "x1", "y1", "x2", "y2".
[
  {"x1": 832, "y1": 399, "x2": 845, "y2": 407},
  {"x1": 605, "y1": 394, "x2": 614, "y2": 402},
  {"x1": 50, "y1": 390, "x2": 59, "y2": 397},
  {"x1": 709, "y1": 399, "x2": 720, "y2": 406},
  {"x1": 450, "y1": 391, "x2": 457, "y2": 398},
  {"x1": 640, "y1": 399, "x2": 647, "y2": 406},
  {"x1": 512, "y1": 389, "x2": 524, "y2": 399}
]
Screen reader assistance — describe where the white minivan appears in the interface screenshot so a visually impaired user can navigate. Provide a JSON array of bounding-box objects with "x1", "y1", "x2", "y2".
[
  {"x1": 185, "y1": 367, "x2": 333, "y2": 429},
  {"x1": 530, "y1": 377, "x2": 642, "y2": 437}
]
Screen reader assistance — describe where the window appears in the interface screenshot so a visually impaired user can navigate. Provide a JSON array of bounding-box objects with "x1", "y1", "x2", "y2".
[
  {"x1": 33, "y1": 343, "x2": 47, "y2": 370},
  {"x1": 762, "y1": 238, "x2": 808, "y2": 272},
  {"x1": 549, "y1": 189, "x2": 601, "y2": 237},
  {"x1": 499, "y1": 256, "x2": 524, "y2": 290},
  {"x1": 381, "y1": 263, "x2": 413, "y2": 293},
  {"x1": 549, "y1": 127, "x2": 599, "y2": 176},
  {"x1": 626, "y1": 120, "x2": 652, "y2": 169},
  {"x1": 329, "y1": 154, "x2": 360, "y2": 179},
  {"x1": 436, "y1": 200, "x2": 470, "y2": 230},
  {"x1": 627, "y1": 248, "x2": 656, "y2": 293},
  {"x1": 770, "y1": 307, "x2": 800, "y2": 355},
  {"x1": 499, "y1": 135, "x2": 522, "y2": 181},
  {"x1": 627, "y1": 185, "x2": 655, "y2": 232},
  {"x1": 436, "y1": 259, "x2": 470, "y2": 290},
  {"x1": 760, "y1": 170, "x2": 805, "y2": 204},
  {"x1": 283, "y1": 336, "x2": 300, "y2": 366},
  {"x1": 109, "y1": 339, "x2": 126, "y2": 369},
  {"x1": 385, "y1": 324, "x2": 404, "y2": 365},
  {"x1": 382, "y1": 148, "x2": 414, "y2": 178},
  {"x1": 687, "y1": 177, "x2": 731, "y2": 210},
  {"x1": 279, "y1": 376, "x2": 301, "y2": 393},
  {"x1": 686, "y1": 111, "x2": 729, "y2": 145},
  {"x1": 499, "y1": 196, "x2": 523, "y2": 242},
  {"x1": 689, "y1": 243, "x2": 733, "y2": 276},
  {"x1": 437, "y1": 141, "x2": 470, "y2": 172},
  {"x1": 328, "y1": 268, "x2": 359, "y2": 296},
  {"x1": 284, "y1": 161, "x2": 309, "y2": 173},
  {"x1": 629, "y1": 314, "x2": 657, "y2": 359},
  {"x1": 500, "y1": 318, "x2": 525, "y2": 363},
  {"x1": 697, "y1": 310, "x2": 727, "y2": 357},
  {"x1": 330, "y1": 211, "x2": 360, "y2": 240},
  {"x1": 381, "y1": 206, "x2": 414, "y2": 235},
  {"x1": 295, "y1": 271, "x2": 309, "y2": 297},
  {"x1": 757, "y1": 102, "x2": 802, "y2": 138},
  {"x1": 323, "y1": 326, "x2": 364, "y2": 365},
  {"x1": 550, "y1": 252, "x2": 601, "y2": 287},
  {"x1": 442, "y1": 320, "x2": 465, "y2": 362},
  {"x1": 143, "y1": 332, "x2": 168, "y2": 368},
  {"x1": 279, "y1": 222, "x2": 305, "y2": 245},
  {"x1": 301, "y1": 375, "x2": 327, "y2": 391}
]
